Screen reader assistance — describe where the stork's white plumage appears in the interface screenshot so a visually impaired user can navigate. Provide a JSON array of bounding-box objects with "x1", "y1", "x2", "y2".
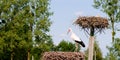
[{"x1": 67, "y1": 28, "x2": 85, "y2": 47}]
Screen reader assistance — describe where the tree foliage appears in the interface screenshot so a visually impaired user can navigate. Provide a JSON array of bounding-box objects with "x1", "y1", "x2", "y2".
[
  {"x1": 53, "y1": 40, "x2": 78, "y2": 52},
  {"x1": 104, "y1": 38, "x2": 120, "y2": 60},
  {"x1": 93, "y1": 0, "x2": 120, "y2": 42},
  {"x1": 0, "y1": 0, "x2": 53, "y2": 60}
]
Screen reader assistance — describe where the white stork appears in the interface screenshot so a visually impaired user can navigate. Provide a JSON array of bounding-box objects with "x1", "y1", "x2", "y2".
[{"x1": 67, "y1": 28, "x2": 85, "y2": 51}]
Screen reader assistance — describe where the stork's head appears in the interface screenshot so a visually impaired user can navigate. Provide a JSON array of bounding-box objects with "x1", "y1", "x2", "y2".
[{"x1": 67, "y1": 28, "x2": 72, "y2": 34}]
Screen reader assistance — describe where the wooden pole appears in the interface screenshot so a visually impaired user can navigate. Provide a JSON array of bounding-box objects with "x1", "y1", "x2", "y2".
[
  {"x1": 88, "y1": 27, "x2": 95, "y2": 60},
  {"x1": 88, "y1": 36, "x2": 94, "y2": 60},
  {"x1": 11, "y1": 52, "x2": 13, "y2": 60},
  {"x1": 95, "y1": 51, "x2": 96, "y2": 60},
  {"x1": 75, "y1": 42, "x2": 79, "y2": 52},
  {"x1": 27, "y1": 49, "x2": 30, "y2": 60}
]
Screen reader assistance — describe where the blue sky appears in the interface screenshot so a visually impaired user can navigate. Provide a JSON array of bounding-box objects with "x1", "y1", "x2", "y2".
[{"x1": 49, "y1": 0, "x2": 120, "y2": 57}]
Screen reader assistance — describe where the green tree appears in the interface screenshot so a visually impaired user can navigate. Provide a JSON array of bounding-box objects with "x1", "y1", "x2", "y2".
[
  {"x1": 0, "y1": 0, "x2": 32, "y2": 60},
  {"x1": 93, "y1": 0, "x2": 120, "y2": 42},
  {"x1": 0, "y1": 0, "x2": 53, "y2": 60},
  {"x1": 104, "y1": 38, "x2": 120, "y2": 60},
  {"x1": 85, "y1": 40, "x2": 103, "y2": 60},
  {"x1": 53, "y1": 40, "x2": 78, "y2": 52},
  {"x1": 29, "y1": 0, "x2": 53, "y2": 60}
]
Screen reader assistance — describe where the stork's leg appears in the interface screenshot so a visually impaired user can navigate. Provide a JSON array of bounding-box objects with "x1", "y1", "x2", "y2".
[{"x1": 75, "y1": 42, "x2": 79, "y2": 52}]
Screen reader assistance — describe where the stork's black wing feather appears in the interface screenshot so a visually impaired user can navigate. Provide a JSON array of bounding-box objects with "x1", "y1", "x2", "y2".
[{"x1": 75, "y1": 40, "x2": 85, "y2": 47}]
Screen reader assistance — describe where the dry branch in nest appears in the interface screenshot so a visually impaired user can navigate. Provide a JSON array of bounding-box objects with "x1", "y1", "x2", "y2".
[
  {"x1": 74, "y1": 16, "x2": 109, "y2": 34},
  {"x1": 42, "y1": 52, "x2": 85, "y2": 60}
]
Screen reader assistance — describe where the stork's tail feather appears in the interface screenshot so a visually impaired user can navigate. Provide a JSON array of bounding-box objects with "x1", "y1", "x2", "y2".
[{"x1": 75, "y1": 40, "x2": 85, "y2": 47}]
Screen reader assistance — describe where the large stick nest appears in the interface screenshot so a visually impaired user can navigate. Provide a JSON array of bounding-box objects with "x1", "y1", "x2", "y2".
[
  {"x1": 74, "y1": 16, "x2": 109, "y2": 33},
  {"x1": 42, "y1": 52, "x2": 85, "y2": 60},
  {"x1": 74, "y1": 16, "x2": 109, "y2": 29}
]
